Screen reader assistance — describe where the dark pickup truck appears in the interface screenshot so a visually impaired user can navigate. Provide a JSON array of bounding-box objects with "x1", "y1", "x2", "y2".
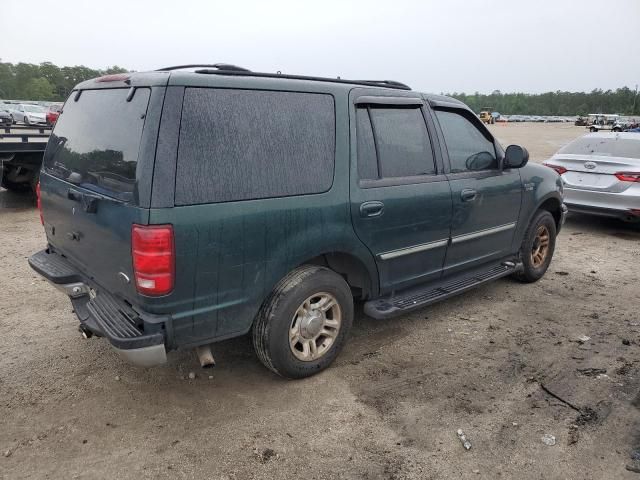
[{"x1": 29, "y1": 65, "x2": 566, "y2": 378}]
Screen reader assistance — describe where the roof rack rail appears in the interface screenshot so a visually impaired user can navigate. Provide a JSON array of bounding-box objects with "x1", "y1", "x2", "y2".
[
  {"x1": 156, "y1": 63, "x2": 251, "y2": 72},
  {"x1": 352, "y1": 80, "x2": 412, "y2": 90},
  {"x1": 192, "y1": 69, "x2": 412, "y2": 90}
]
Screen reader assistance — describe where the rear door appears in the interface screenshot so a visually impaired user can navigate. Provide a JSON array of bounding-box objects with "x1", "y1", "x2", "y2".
[
  {"x1": 349, "y1": 91, "x2": 452, "y2": 294},
  {"x1": 40, "y1": 87, "x2": 160, "y2": 300},
  {"x1": 433, "y1": 107, "x2": 522, "y2": 274}
]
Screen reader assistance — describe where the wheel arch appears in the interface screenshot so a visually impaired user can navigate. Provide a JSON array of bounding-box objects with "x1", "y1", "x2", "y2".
[{"x1": 296, "y1": 251, "x2": 378, "y2": 301}]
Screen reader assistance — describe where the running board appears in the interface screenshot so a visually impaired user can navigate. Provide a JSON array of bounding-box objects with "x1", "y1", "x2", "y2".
[{"x1": 364, "y1": 261, "x2": 522, "y2": 320}]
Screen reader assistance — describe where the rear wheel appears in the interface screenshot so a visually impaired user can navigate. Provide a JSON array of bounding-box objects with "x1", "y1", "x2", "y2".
[
  {"x1": 512, "y1": 210, "x2": 557, "y2": 283},
  {"x1": 252, "y1": 265, "x2": 353, "y2": 379}
]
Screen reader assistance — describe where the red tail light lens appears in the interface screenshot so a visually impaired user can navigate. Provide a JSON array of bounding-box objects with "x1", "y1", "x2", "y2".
[
  {"x1": 131, "y1": 224, "x2": 175, "y2": 296},
  {"x1": 543, "y1": 163, "x2": 567, "y2": 175},
  {"x1": 36, "y1": 181, "x2": 44, "y2": 225},
  {"x1": 615, "y1": 172, "x2": 640, "y2": 183}
]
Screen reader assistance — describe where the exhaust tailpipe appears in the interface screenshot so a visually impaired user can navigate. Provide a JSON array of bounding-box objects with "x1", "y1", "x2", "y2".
[{"x1": 195, "y1": 345, "x2": 216, "y2": 369}]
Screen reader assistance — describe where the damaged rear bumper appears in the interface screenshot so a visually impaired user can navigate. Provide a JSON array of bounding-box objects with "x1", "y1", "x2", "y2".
[{"x1": 28, "y1": 248, "x2": 167, "y2": 367}]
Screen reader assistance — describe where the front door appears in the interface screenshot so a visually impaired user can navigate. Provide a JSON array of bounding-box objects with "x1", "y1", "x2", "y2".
[
  {"x1": 349, "y1": 91, "x2": 453, "y2": 294},
  {"x1": 432, "y1": 108, "x2": 522, "y2": 275}
]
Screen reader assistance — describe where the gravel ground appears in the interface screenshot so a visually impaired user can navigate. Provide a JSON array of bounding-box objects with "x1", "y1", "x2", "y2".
[{"x1": 1, "y1": 123, "x2": 639, "y2": 479}]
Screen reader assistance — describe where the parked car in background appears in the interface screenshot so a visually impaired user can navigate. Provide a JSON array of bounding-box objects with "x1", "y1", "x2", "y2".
[
  {"x1": 4, "y1": 103, "x2": 21, "y2": 123},
  {"x1": 28, "y1": 65, "x2": 565, "y2": 375},
  {"x1": 544, "y1": 132, "x2": 640, "y2": 223},
  {"x1": 0, "y1": 104, "x2": 13, "y2": 126},
  {"x1": 14, "y1": 103, "x2": 47, "y2": 125},
  {"x1": 46, "y1": 103, "x2": 63, "y2": 125}
]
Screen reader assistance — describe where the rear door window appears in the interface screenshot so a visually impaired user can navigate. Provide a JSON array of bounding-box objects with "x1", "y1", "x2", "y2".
[
  {"x1": 43, "y1": 88, "x2": 151, "y2": 201},
  {"x1": 356, "y1": 105, "x2": 436, "y2": 180},
  {"x1": 175, "y1": 88, "x2": 335, "y2": 205}
]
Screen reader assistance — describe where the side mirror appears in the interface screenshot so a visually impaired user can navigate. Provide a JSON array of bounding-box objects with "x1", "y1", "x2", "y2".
[{"x1": 504, "y1": 145, "x2": 529, "y2": 169}]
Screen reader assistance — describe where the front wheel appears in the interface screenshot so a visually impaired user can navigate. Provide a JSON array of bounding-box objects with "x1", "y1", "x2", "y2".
[
  {"x1": 512, "y1": 210, "x2": 557, "y2": 283},
  {"x1": 252, "y1": 265, "x2": 353, "y2": 379},
  {"x1": 23, "y1": 116, "x2": 30, "y2": 126}
]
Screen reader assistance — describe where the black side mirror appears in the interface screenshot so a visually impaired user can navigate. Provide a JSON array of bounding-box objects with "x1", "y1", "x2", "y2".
[{"x1": 504, "y1": 145, "x2": 529, "y2": 169}]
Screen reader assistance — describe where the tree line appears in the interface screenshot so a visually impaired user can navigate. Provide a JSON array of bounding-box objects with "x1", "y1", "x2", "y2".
[
  {"x1": 1, "y1": 61, "x2": 638, "y2": 115},
  {"x1": 0, "y1": 61, "x2": 128, "y2": 101},
  {"x1": 449, "y1": 88, "x2": 639, "y2": 116}
]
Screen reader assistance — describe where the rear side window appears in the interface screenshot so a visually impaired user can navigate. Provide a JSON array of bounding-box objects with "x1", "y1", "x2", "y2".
[
  {"x1": 175, "y1": 88, "x2": 335, "y2": 205},
  {"x1": 435, "y1": 110, "x2": 497, "y2": 173},
  {"x1": 356, "y1": 105, "x2": 436, "y2": 179},
  {"x1": 43, "y1": 88, "x2": 151, "y2": 201}
]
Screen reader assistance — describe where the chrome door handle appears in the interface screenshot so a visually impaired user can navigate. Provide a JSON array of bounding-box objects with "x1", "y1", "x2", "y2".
[
  {"x1": 461, "y1": 189, "x2": 477, "y2": 202},
  {"x1": 360, "y1": 201, "x2": 384, "y2": 217}
]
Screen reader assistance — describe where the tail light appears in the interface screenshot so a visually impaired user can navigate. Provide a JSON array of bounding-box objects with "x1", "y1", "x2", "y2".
[
  {"x1": 543, "y1": 163, "x2": 567, "y2": 175},
  {"x1": 615, "y1": 172, "x2": 640, "y2": 183},
  {"x1": 131, "y1": 224, "x2": 175, "y2": 296},
  {"x1": 36, "y1": 181, "x2": 44, "y2": 225}
]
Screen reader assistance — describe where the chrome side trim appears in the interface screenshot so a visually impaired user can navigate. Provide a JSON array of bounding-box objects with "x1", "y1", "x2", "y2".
[
  {"x1": 379, "y1": 239, "x2": 449, "y2": 260},
  {"x1": 451, "y1": 222, "x2": 517, "y2": 244}
]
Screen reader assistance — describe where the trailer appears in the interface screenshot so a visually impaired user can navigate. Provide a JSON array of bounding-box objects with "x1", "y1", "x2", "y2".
[{"x1": 0, "y1": 125, "x2": 51, "y2": 191}]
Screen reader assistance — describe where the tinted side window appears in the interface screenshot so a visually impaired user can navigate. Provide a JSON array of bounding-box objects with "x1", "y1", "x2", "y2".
[
  {"x1": 356, "y1": 107, "x2": 378, "y2": 180},
  {"x1": 356, "y1": 106, "x2": 435, "y2": 179},
  {"x1": 435, "y1": 110, "x2": 497, "y2": 173},
  {"x1": 176, "y1": 89, "x2": 335, "y2": 205}
]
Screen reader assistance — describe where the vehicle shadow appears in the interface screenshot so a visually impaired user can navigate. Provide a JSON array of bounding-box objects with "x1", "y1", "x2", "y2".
[
  {"x1": 0, "y1": 188, "x2": 35, "y2": 210},
  {"x1": 564, "y1": 212, "x2": 640, "y2": 237}
]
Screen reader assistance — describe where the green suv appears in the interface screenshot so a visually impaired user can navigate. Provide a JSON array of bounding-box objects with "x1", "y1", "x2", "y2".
[{"x1": 29, "y1": 64, "x2": 566, "y2": 378}]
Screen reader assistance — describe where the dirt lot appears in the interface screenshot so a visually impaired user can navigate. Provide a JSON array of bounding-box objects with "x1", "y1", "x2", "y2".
[{"x1": 1, "y1": 123, "x2": 639, "y2": 479}]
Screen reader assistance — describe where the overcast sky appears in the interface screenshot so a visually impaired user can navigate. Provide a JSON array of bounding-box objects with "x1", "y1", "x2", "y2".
[{"x1": 2, "y1": 0, "x2": 639, "y2": 94}]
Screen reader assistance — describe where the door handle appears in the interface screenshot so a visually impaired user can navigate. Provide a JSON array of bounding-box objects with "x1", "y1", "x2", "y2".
[
  {"x1": 461, "y1": 189, "x2": 477, "y2": 202},
  {"x1": 360, "y1": 201, "x2": 384, "y2": 218}
]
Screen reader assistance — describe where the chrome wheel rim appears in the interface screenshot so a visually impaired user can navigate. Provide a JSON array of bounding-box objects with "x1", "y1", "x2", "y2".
[
  {"x1": 531, "y1": 225, "x2": 550, "y2": 268},
  {"x1": 289, "y1": 292, "x2": 341, "y2": 362}
]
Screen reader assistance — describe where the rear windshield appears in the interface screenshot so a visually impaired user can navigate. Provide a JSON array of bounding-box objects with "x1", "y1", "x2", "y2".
[
  {"x1": 559, "y1": 136, "x2": 640, "y2": 159},
  {"x1": 43, "y1": 88, "x2": 150, "y2": 201}
]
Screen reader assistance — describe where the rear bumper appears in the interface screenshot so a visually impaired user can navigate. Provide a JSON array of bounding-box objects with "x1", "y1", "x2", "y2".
[
  {"x1": 28, "y1": 248, "x2": 167, "y2": 367},
  {"x1": 565, "y1": 202, "x2": 640, "y2": 221}
]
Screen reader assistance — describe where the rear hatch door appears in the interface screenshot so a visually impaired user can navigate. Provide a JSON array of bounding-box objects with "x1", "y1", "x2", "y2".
[{"x1": 41, "y1": 86, "x2": 156, "y2": 300}]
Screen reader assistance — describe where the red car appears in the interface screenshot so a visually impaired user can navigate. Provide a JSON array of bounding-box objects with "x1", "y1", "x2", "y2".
[{"x1": 46, "y1": 103, "x2": 63, "y2": 126}]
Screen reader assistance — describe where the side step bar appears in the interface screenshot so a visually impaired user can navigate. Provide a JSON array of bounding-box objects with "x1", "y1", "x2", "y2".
[{"x1": 364, "y1": 261, "x2": 522, "y2": 320}]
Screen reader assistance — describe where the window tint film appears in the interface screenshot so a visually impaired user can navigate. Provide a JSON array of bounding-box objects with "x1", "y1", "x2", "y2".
[
  {"x1": 43, "y1": 88, "x2": 151, "y2": 201},
  {"x1": 369, "y1": 106, "x2": 435, "y2": 178},
  {"x1": 176, "y1": 88, "x2": 335, "y2": 205},
  {"x1": 356, "y1": 107, "x2": 378, "y2": 180},
  {"x1": 435, "y1": 110, "x2": 497, "y2": 173}
]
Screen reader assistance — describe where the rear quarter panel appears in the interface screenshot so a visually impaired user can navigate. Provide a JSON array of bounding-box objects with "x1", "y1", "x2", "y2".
[{"x1": 148, "y1": 87, "x2": 377, "y2": 349}]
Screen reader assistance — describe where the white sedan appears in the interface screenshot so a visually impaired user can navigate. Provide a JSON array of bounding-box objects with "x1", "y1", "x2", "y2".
[
  {"x1": 544, "y1": 132, "x2": 640, "y2": 223},
  {"x1": 14, "y1": 104, "x2": 47, "y2": 125}
]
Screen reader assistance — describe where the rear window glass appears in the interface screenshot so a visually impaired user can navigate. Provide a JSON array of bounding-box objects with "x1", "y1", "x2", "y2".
[
  {"x1": 559, "y1": 136, "x2": 640, "y2": 159},
  {"x1": 43, "y1": 88, "x2": 150, "y2": 201},
  {"x1": 175, "y1": 88, "x2": 335, "y2": 205}
]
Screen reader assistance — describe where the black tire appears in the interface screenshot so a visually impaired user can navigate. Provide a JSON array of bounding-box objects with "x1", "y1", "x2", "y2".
[
  {"x1": 589, "y1": 127, "x2": 597, "y2": 132},
  {"x1": 252, "y1": 265, "x2": 353, "y2": 379},
  {"x1": 23, "y1": 116, "x2": 30, "y2": 126},
  {"x1": 512, "y1": 210, "x2": 557, "y2": 283}
]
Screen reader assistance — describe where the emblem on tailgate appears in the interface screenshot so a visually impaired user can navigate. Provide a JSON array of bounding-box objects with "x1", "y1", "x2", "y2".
[{"x1": 584, "y1": 161, "x2": 596, "y2": 170}]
